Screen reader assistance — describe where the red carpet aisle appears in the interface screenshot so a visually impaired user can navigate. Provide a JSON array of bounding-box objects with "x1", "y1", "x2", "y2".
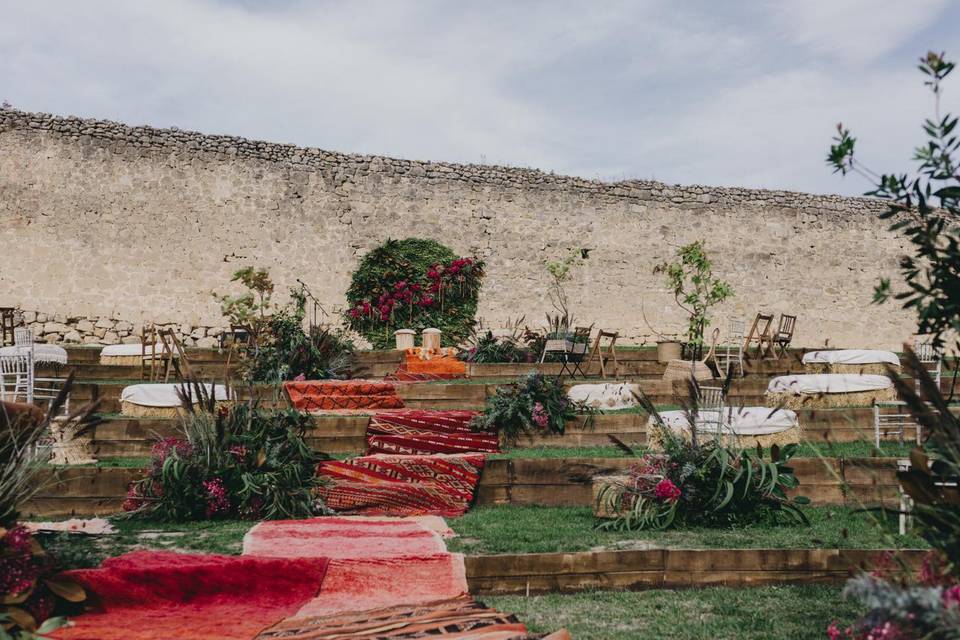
[
  {"x1": 316, "y1": 453, "x2": 485, "y2": 517},
  {"x1": 243, "y1": 517, "x2": 467, "y2": 617},
  {"x1": 284, "y1": 380, "x2": 405, "y2": 412},
  {"x1": 366, "y1": 409, "x2": 500, "y2": 455},
  {"x1": 53, "y1": 551, "x2": 329, "y2": 640}
]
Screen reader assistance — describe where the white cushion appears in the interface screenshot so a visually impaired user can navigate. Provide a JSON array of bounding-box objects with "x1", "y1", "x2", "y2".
[
  {"x1": 652, "y1": 407, "x2": 799, "y2": 436},
  {"x1": 567, "y1": 383, "x2": 641, "y2": 410},
  {"x1": 120, "y1": 383, "x2": 231, "y2": 407},
  {"x1": 767, "y1": 373, "x2": 893, "y2": 395},
  {"x1": 802, "y1": 350, "x2": 900, "y2": 366}
]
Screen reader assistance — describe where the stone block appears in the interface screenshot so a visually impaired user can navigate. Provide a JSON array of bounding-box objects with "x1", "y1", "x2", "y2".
[
  {"x1": 43, "y1": 322, "x2": 69, "y2": 334},
  {"x1": 102, "y1": 331, "x2": 120, "y2": 344},
  {"x1": 75, "y1": 320, "x2": 94, "y2": 333},
  {"x1": 63, "y1": 330, "x2": 82, "y2": 343},
  {"x1": 95, "y1": 318, "x2": 114, "y2": 329},
  {"x1": 196, "y1": 336, "x2": 218, "y2": 348}
]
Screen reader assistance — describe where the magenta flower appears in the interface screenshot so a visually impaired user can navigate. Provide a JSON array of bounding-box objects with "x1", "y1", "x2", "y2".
[
  {"x1": 203, "y1": 477, "x2": 231, "y2": 518},
  {"x1": 944, "y1": 585, "x2": 960, "y2": 607},
  {"x1": 0, "y1": 526, "x2": 38, "y2": 598},
  {"x1": 531, "y1": 402, "x2": 549, "y2": 430},
  {"x1": 654, "y1": 478, "x2": 681, "y2": 502}
]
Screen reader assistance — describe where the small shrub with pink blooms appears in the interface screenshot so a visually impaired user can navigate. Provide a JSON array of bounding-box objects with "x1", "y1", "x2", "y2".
[
  {"x1": 471, "y1": 372, "x2": 593, "y2": 446},
  {"x1": 125, "y1": 401, "x2": 330, "y2": 521}
]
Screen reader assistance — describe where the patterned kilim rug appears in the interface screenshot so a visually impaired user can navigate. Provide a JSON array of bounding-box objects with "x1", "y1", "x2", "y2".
[
  {"x1": 385, "y1": 347, "x2": 468, "y2": 382},
  {"x1": 284, "y1": 380, "x2": 405, "y2": 412},
  {"x1": 316, "y1": 453, "x2": 485, "y2": 517},
  {"x1": 367, "y1": 409, "x2": 500, "y2": 455}
]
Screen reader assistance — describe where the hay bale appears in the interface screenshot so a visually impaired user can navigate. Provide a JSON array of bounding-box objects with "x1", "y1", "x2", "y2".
[
  {"x1": 647, "y1": 424, "x2": 803, "y2": 451},
  {"x1": 120, "y1": 401, "x2": 184, "y2": 418},
  {"x1": 592, "y1": 474, "x2": 632, "y2": 519},
  {"x1": 100, "y1": 355, "x2": 146, "y2": 366},
  {"x1": 764, "y1": 387, "x2": 896, "y2": 409},
  {"x1": 804, "y1": 363, "x2": 899, "y2": 375}
]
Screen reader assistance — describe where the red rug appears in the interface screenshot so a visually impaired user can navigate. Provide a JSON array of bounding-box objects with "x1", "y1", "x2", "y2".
[
  {"x1": 284, "y1": 380, "x2": 405, "y2": 412},
  {"x1": 367, "y1": 410, "x2": 500, "y2": 455},
  {"x1": 53, "y1": 551, "x2": 329, "y2": 640},
  {"x1": 242, "y1": 517, "x2": 449, "y2": 559},
  {"x1": 317, "y1": 454, "x2": 485, "y2": 517},
  {"x1": 243, "y1": 517, "x2": 468, "y2": 618}
]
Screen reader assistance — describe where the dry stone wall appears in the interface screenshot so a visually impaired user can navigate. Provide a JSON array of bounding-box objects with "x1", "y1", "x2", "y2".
[{"x1": 0, "y1": 108, "x2": 916, "y2": 349}]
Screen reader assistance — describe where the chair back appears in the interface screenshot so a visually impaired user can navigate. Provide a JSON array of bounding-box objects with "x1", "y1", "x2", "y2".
[
  {"x1": 698, "y1": 385, "x2": 724, "y2": 412},
  {"x1": 728, "y1": 318, "x2": 746, "y2": 342},
  {"x1": 13, "y1": 326, "x2": 33, "y2": 347},
  {"x1": 0, "y1": 353, "x2": 33, "y2": 403},
  {"x1": 913, "y1": 338, "x2": 941, "y2": 364},
  {"x1": 776, "y1": 314, "x2": 796, "y2": 339}
]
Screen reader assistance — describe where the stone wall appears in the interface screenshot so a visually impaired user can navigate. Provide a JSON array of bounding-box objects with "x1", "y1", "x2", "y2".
[
  {"x1": 11, "y1": 310, "x2": 223, "y2": 348},
  {"x1": 0, "y1": 108, "x2": 915, "y2": 349}
]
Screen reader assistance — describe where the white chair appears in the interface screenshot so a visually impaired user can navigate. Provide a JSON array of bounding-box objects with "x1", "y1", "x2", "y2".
[
  {"x1": 914, "y1": 338, "x2": 942, "y2": 393},
  {"x1": 13, "y1": 326, "x2": 33, "y2": 346},
  {"x1": 874, "y1": 401, "x2": 921, "y2": 447},
  {"x1": 0, "y1": 353, "x2": 33, "y2": 404},
  {"x1": 695, "y1": 385, "x2": 726, "y2": 437},
  {"x1": 714, "y1": 318, "x2": 745, "y2": 377}
]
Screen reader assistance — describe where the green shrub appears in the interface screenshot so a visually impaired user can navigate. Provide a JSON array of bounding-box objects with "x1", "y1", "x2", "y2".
[
  {"x1": 124, "y1": 400, "x2": 330, "y2": 522},
  {"x1": 346, "y1": 238, "x2": 484, "y2": 349},
  {"x1": 471, "y1": 372, "x2": 591, "y2": 446}
]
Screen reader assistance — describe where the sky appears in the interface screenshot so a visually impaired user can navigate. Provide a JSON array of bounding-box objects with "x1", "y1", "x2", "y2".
[{"x1": 1, "y1": 0, "x2": 958, "y2": 196}]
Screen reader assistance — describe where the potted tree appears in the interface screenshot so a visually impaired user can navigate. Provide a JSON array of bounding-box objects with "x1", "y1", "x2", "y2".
[{"x1": 654, "y1": 241, "x2": 733, "y2": 362}]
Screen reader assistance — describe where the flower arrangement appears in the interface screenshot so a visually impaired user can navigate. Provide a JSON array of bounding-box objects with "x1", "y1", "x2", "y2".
[
  {"x1": 828, "y1": 553, "x2": 960, "y2": 639},
  {"x1": 470, "y1": 372, "x2": 592, "y2": 446},
  {"x1": 124, "y1": 398, "x2": 330, "y2": 521},
  {"x1": 596, "y1": 393, "x2": 808, "y2": 531},
  {"x1": 345, "y1": 238, "x2": 484, "y2": 349},
  {"x1": 1, "y1": 385, "x2": 92, "y2": 636}
]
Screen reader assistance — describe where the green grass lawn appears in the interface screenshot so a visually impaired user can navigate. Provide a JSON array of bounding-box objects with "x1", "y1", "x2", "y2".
[
  {"x1": 40, "y1": 519, "x2": 253, "y2": 570},
  {"x1": 484, "y1": 585, "x2": 862, "y2": 640},
  {"x1": 446, "y1": 505, "x2": 927, "y2": 554}
]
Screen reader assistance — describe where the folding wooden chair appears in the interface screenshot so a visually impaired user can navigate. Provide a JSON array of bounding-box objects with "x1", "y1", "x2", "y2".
[
  {"x1": 586, "y1": 330, "x2": 619, "y2": 378},
  {"x1": 771, "y1": 314, "x2": 797, "y2": 360},
  {"x1": 742, "y1": 313, "x2": 774, "y2": 360}
]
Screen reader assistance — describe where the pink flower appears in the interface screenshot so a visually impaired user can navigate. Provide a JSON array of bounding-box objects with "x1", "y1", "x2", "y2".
[
  {"x1": 827, "y1": 622, "x2": 843, "y2": 640},
  {"x1": 203, "y1": 477, "x2": 231, "y2": 518},
  {"x1": 349, "y1": 308, "x2": 361, "y2": 319},
  {"x1": 944, "y1": 585, "x2": 960, "y2": 607},
  {"x1": 654, "y1": 478, "x2": 681, "y2": 502},
  {"x1": 531, "y1": 402, "x2": 549, "y2": 430},
  {"x1": 293, "y1": 373, "x2": 306, "y2": 381},
  {"x1": 151, "y1": 437, "x2": 192, "y2": 463},
  {"x1": 447, "y1": 264, "x2": 460, "y2": 275},
  {"x1": 427, "y1": 268, "x2": 440, "y2": 280},
  {"x1": 361, "y1": 302, "x2": 371, "y2": 314},
  {"x1": 410, "y1": 283, "x2": 421, "y2": 292},
  {"x1": 865, "y1": 622, "x2": 902, "y2": 640},
  {"x1": 419, "y1": 295, "x2": 434, "y2": 307},
  {"x1": 0, "y1": 526, "x2": 38, "y2": 598}
]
